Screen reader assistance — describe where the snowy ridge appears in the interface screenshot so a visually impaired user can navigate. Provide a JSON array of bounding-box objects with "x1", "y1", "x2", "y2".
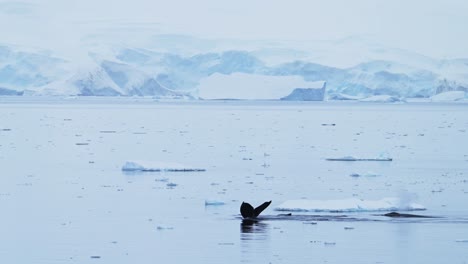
[
  {"x1": 122, "y1": 160, "x2": 206, "y2": 172},
  {"x1": 275, "y1": 198, "x2": 426, "y2": 212}
]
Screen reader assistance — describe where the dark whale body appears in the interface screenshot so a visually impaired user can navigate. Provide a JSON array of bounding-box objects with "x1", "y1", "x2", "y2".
[
  {"x1": 240, "y1": 201, "x2": 272, "y2": 218},
  {"x1": 383, "y1": 212, "x2": 436, "y2": 218}
]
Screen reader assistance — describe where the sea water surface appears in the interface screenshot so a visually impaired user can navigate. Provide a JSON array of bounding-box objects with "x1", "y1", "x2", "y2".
[{"x1": 0, "y1": 97, "x2": 467, "y2": 263}]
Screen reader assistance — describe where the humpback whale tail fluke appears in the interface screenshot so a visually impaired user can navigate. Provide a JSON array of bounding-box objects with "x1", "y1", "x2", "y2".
[{"x1": 240, "y1": 201, "x2": 272, "y2": 218}]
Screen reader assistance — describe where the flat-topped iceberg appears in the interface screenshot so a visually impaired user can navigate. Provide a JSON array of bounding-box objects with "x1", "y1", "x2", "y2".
[
  {"x1": 122, "y1": 160, "x2": 206, "y2": 172},
  {"x1": 197, "y1": 73, "x2": 325, "y2": 100},
  {"x1": 275, "y1": 197, "x2": 425, "y2": 212},
  {"x1": 431, "y1": 91, "x2": 466, "y2": 102}
]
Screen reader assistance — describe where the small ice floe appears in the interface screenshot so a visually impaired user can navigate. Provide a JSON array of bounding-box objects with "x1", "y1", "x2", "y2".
[
  {"x1": 99, "y1": 130, "x2": 117, "y2": 133},
  {"x1": 327, "y1": 156, "x2": 392, "y2": 162},
  {"x1": 455, "y1": 239, "x2": 468, "y2": 243},
  {"x1": 205, "y1": 200, "x2": 225, "y2": 206},
  {"x1": 122, "y1": 160, "x2": 206, "y2": 172},
  {"x1": 156, "y1": 226, "x2": 174, "y2": 230},
  {"x1": 344, "y1": 227, "x2": 355, "y2": 230},
  {"x1": 275, "y1": 197, "x2": 425, "y2": 212},
  {"x1": 350, "y1": 172, "x2": 380, "y2": 177},
  {"x1": 166, "y1": 183, "x2": 177, "y2": 188},
  {"x1": 155, "y1": 178, "x2": 169, "y2": 182},
  {"x1": 324, "y1": 242, "x2": 336, "y2": 246},
  {"x1": 218, "y1": 242, "x2": 235, "y2": 246}
]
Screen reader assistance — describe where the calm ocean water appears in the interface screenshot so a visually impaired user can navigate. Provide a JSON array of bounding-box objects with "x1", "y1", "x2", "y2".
[{"x1": 1, "y1": 98, "x2": 467, "y2": 263}]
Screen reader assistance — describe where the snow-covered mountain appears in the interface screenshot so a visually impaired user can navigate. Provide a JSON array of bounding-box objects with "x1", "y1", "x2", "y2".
[
  {"x1": 0, "y1": 41, "x2": 467, "y2": 100},
  {"x1": 0, "y1": 45, "x2": 68, "y2": 95}
]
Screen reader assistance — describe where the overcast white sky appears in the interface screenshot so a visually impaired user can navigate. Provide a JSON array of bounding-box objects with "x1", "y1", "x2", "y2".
[{"x1": 1, "y1": 0, "x2": 467, "y2": 59}]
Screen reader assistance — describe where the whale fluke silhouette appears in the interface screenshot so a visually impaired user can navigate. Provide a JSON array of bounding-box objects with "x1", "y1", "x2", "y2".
[{"x1": 240, "y1": 201, "x2": 272, "y2": 218}]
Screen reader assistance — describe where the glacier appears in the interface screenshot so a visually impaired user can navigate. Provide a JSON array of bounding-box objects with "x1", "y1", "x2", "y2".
[{"x1": 0, "y1": 42, "x2": 467, "y2": 100}]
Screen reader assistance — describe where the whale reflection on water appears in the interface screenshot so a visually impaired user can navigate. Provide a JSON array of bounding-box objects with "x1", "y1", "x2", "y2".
[
  {"x1": 241, "y1": 219, "x2": 269, "y2": 240},
  {"x1": 236, "y1": 213, "x2": 468, "y2": 224},
  {"x1": 240, "y1": 220, "x2": 271, "y2": 263}
]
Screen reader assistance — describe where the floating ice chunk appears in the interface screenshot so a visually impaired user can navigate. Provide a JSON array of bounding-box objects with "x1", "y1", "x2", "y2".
[
  {"x1": 122, "y1": 160, "x2": 206, "y2": 172},
  {"x1": 326, "y1": 156, "x2": 392, "y2": 161},
  {"x1": 205, "y1": 200, "x2": 226, "y2": 206},
  {"x1": 455, "y1": 239, "x2": 468, "y2": 243},
  {"x1": 156, "y1": 226, "x2": 174, "y2": 230},
  {"x1": 275, "y1": 197, "x2": 426, "y2": 212},
  {"x1": 350, "y1": 172, "x2": 380, "y2": 177},
  {"x1": 155, "y1": 178, "x2": 169, "y2": 182}
]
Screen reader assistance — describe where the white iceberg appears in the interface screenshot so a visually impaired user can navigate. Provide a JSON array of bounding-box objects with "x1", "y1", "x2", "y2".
[
  {"x1": 431, "y1": 91, "x2": 466, "y2": 102},
  {"x1": 197, "y1": 72, "x2": 325, "y2": 100},
  {"x1": 122, "y1": 160, "x2": 206, "y2": 172},
  {"x1": 275, "y1": 197, "x2": 426, "y2": 212}
]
